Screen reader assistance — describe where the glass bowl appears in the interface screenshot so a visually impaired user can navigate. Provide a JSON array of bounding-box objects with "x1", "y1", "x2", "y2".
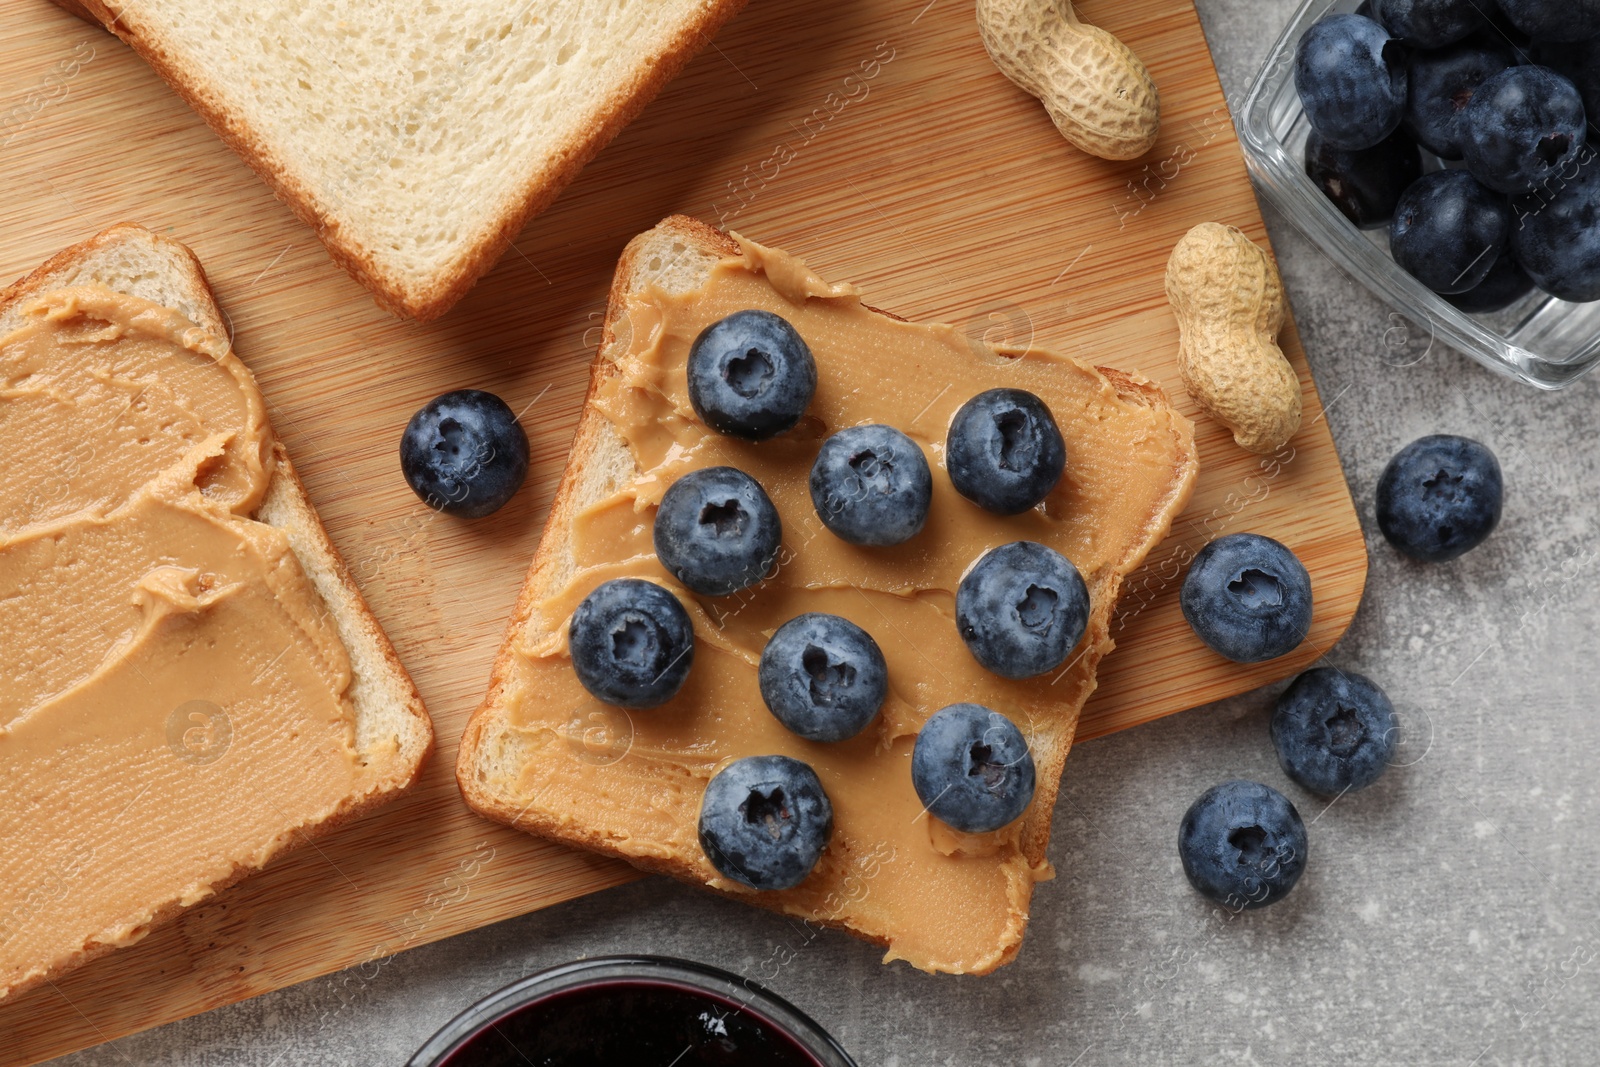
[
  {"x1": 1235, "y1": 0, "x2": 1600, "y2": 389},
  {"x1": 407, "y1": 955, "x2": 858, "y2": 1067}
]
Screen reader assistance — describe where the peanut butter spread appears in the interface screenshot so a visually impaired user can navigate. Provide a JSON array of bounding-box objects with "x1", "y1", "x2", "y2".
[
  {"x1": 0, "y1": 288, "x2": 362, "y2": 995},
  {"x1": 497, "y1": 238, "x2": 1195, "y2": 974}
]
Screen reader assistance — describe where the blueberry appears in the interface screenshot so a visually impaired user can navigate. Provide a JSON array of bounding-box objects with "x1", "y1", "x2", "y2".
[
  {"x1": 1304, "y1": 129, "x2": 1423, "y2": 228},
  {"x1": 687, "y1": 310, "x2": 817, "y2": 440},
  {"x1": 1376, "y1": 434, "x2": 1502, "y2": 562},
  {"x1": 1178, "y1": 780, "x2": 1308, "y2": 909},
  {"x1": 653, "y1": 466, "x2": 782, "y2": 597},
  {"x1": 1402, "y1": 38, "x2": 1515, "y2": 159},
  {"x1": 1388, "y1": 170, "x2": 1511, "y2": 294},
  {"x1": 1180, "y1": 533, "x2": 1313, "y2": 663},
  {"x1": 956, "y1": 541, "x2": 1089, "y2": 679},
  {"x1": 568, "y1": 578, "x2": 695, "y2": 708},
  {"x1": 758, "y1": 613, "x2": 887, "y2": 742},
  {"x1": 1461, "y1": 65, "x2": 1586, "y2": 194},
  {"x1": 1444, "y1": 252, "x2": 1535, "y2": 312},
  {"x1": 945, "y1": 389, "x2": 1066, "y2": 515},
  {"x1": 1510, "y1": 150, "x2": 1600, "y2": 301},
  {"x1": 1294, "y1": 13, "x2": 1408, "y2": 150},
  {"x1": 809, "y1": 424, "x2": 932, "y2": 546},
  {"x1": 1372, "y1": 0, "x2": 1485, "y2": 47},
  {"x1": 399, "y1": 389, "x2": 529, "y2": 518},
  {"x1": 910, "y1": 704, "x2": 1036, "y2": 834},
  {"x1": 698, "y1": 755, "x2": 833, "y2": 890},
  {"x1": 1496, "y1": 0, "x2": 1600, "y2": 44},
  {"x1": 1532, "y1": 37, "x2": 1600, "y2": 121},
  {"x1": 1271, "y1": 668, "x2": 1399, "y2": 795}
]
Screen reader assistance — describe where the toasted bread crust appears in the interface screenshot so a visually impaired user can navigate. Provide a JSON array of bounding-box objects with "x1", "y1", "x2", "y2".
[
  {"x1": 60, "y1": 0, "x2": 750, "y2": 321},
  {"x1": 457, "y1": 215, "x2": 1199, "y2": 972},
  {"x1": 0, "y1": 223, "x2": 218, "y2": 333},
  {"x1": 46, "y1": 0, "x2": 99, "y2": 23},
  {"x1": 261, "y1": 444, "x2": 435, "y2": 779},
  {"x1": 0, "y1": 224, "x2": 434, "y2": 1001}
]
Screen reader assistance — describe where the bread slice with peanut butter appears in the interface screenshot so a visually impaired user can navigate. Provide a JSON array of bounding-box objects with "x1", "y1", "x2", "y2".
[
  {"x1": 457, "y1": 215, "x2": 1199, "y2": 974},
  {"x1": 0, "y1": 223, "x2": 433, "y2": 1001}
]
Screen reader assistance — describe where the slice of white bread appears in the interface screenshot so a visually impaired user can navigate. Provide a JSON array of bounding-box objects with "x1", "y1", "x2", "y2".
[
  {"x1": 457, "y1": 216, "x2": 1199, "y2": 972},
  {"x1": 55, "y1": 0, "x2": 749, "y2": 320},
  {"x1": 0, "y1": 223, "x2": 433, "y2": 999}
]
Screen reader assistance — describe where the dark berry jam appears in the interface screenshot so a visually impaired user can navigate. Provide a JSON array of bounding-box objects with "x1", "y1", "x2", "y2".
[{"x1": 437, "y1": 979, "x2": 826, "y2": 1066}]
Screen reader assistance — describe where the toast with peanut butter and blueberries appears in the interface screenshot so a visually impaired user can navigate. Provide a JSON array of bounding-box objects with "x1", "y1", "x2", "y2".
[
  {"x1": 0, "y1": 224, "x2": 433, "y2": 1000},
  {"x1": 456, "y1": 215, "x2": 1199, "y2": 975}
]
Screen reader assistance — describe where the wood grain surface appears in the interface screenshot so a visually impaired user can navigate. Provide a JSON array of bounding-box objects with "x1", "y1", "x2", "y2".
[{"x1": 0, "y1": 0, "x2": 1365, "y2": 1061}]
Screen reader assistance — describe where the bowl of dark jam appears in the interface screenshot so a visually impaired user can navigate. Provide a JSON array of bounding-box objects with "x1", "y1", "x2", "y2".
[{"x1": 408, "y1": 955, "x2": 858, "y2": 1067}]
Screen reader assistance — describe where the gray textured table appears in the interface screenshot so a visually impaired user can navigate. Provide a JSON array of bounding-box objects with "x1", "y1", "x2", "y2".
[{"x1": 55, "y1": 1, "x2": 1600, "y2": 1063}]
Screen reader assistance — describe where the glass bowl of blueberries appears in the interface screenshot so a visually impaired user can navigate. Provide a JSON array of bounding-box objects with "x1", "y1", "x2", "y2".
[{"x1": 1235, "y1": 0, "x2": 1600, "y2": 388}]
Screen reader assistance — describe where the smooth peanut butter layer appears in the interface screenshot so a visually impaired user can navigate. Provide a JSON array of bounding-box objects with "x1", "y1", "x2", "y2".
[
  {"x1": 487, "y1": 230, "x2": 1198, "y2": 975},
  {"x1": 0, "y1": 288, "x2": 363, "y2": 994}
]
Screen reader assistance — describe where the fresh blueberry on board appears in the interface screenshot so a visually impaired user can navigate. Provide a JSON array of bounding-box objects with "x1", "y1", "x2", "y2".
[
  {"x1": 758, "y1": 613, "x2": 887, "y2": 742},
  {"x1": 654, "y1": 466, "x2": 783, "y2": 597},
  {"x1": 1179, "y1": 780, "x2": 1308, "y2": 909},
  {"x1": 1461, "y1": 65, "x2": 1586, "y2": 195},
  {"x1": 910, "y1": 704, "x2": 1037, "y2": 834},
  {"x1": 1375, "y1": 434, "x2": 1502, "y2": 562},
  {"x1": 1272, "y1": 668, "x2": 1399, "y2": 795},
  {"x1": 1495, "y1": 0, "x2": 1600, "y2": 44},
  {"x1": 698, "y1": 755, "x2": 833, "y2": 891},
  {"x1": 1304, "y1": 129, "x2": 1424, "y2": 228},
  {"x1": 945, "y1": 388, "x2": 1066, "y2": 515},
  {"x1": 1402, "y1": 38, "x2": 1515, "y2": 159},
  {"x1": 687, "y1": 309, "x2": 817, "y2": 441},
  {"x1": 1511, "y1": 152, "x2": 1600, "y2": 302},
  {"x1": 569, "y1": 578, "x2": 695, "y2": 708},
  {"x1": 1180, "y1": 533, "x2": 1313, "y2": 663},
  {"x1": 1294, "y1": 13, "x2": 1409, "y2": 150},
  {"x1": 1371, "y1": 0, "x2": 1485, "y2": 48},
  {"x1": 1388, "y1": 170, "x2": 1511, "y2": 294},
  {"x1": 1444, "y1": 253, "x2": 1535, "y2": 312},
  {"x1": 809, "y1": 424, "x2": 933, "y2": 546},
  {"x1": 955, "y1": 541, "x2": 1090, "y2": 679},
  {"x1": 399, "y1": 389, "x2": 529, "y2": 518}
]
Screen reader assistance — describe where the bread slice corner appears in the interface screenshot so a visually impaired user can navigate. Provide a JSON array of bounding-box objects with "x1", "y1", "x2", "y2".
[
  {"x1": 57, "y1": 2, "x2": 751, "y2": 320},
  {"x1": 0, "y1": 222, "x2": 434, "y2": 999}
]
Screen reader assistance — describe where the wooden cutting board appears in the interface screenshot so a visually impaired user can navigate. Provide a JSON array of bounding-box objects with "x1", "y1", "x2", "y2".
[{"x1": 0, "y1": 0, "x2": 1366, "y2": 1060}]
